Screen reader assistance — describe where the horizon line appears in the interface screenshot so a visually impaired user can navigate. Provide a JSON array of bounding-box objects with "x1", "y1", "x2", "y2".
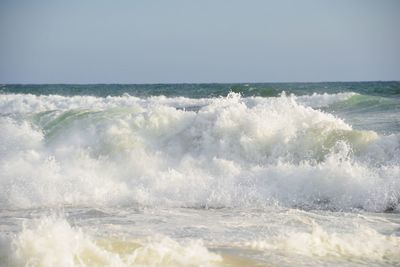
[{"x1": 2, "y1": 80, "x2": 399, "y2": 85}]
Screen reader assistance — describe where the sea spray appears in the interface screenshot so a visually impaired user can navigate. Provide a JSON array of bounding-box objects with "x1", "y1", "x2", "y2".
[
  {"x1": 4, "y1": 216, "x2": 222, "y2": 267},
  {"x1": 0, "y1": 93, "x2": 398, "y2": 211},
  {"x1": 1, "y1": 83, "x2": 400, "y2": 267}
]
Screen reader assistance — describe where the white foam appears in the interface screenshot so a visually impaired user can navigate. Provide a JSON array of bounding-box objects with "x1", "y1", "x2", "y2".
[
  {"x1": 0, "y1": 91, "x2": 355, "y2": 114},
  {"x1": 0, "y1": 93, "x2": 212, "y2": 114},
  {"x1": 3, "y1": 216, "x2": 222, "y2": 267},
  {"x1": 243, "y1": 221, "x2": 400, "y2": 262},
  {"x1": 0, "y1": 93, "x2": 399, "y2": 211},
  {"x1": 296, "y1": 92, "x2": 357, "y2": 108}
]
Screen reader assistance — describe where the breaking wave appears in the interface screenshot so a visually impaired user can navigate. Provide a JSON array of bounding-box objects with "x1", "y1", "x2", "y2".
[
  {"x1": 0, "y1": 92, "x2": 399, "y2": 211},
  {"x1": 240, "y1": 221, "x2": 400, "y2": 263},
  {"x1": 2, "y1": 215, "x2": 399, "y2": 267},
  {"x1": 1, "y1": 216, "x2": 223, "y2": 267}
]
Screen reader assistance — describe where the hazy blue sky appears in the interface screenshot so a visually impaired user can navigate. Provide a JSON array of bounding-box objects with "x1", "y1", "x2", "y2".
[{"x1": 1, "y1": 0, "x2": 399, "y2": 83}]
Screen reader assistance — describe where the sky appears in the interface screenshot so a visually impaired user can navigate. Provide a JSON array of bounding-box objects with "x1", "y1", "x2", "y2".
[{"x1": 0, "y1": 0, "x2": 399, "y2": 83}]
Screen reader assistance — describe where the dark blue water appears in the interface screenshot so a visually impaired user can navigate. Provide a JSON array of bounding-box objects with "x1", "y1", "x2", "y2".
[{"x1": 1, "y1": 81, "x2": 399, "y2": 98}]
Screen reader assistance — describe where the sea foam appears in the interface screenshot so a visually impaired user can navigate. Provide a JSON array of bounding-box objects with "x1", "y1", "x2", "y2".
[
  {"x1": 0, "y1": 93, "x2": 399, "y2": 211},
  {"x1": 2, "y1": 216, "x2": 222, "y2": 267},
  {"x1": 242, "y1": 221, "x2": 400, "y2": 262}
]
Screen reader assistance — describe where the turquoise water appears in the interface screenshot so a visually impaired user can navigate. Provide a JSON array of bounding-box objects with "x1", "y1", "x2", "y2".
[
  {"x1": 0, "y1": 82, "x2": 399, "y2": 266},
  {"x1": 2, "y1": 82, "x2": 400, "y2": 134}
]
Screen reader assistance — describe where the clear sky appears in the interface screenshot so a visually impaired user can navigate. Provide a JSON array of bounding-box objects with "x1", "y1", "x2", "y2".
[{"x1": 1, "y1": 0, "x2": 399, "y2": 83}]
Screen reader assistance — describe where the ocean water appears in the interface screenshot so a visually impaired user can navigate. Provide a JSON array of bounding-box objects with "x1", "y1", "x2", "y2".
[{"x1": 0, "y1": 82, "x2": 399, "y2": 266}]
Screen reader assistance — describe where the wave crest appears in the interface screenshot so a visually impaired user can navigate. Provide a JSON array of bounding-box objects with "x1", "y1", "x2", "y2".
[
  {"x1": 3, "y1": 217, "x2": 222, "y2": 267},
  {"x1": 0, "y1": 93, "x2": 399, "y2": 211}
]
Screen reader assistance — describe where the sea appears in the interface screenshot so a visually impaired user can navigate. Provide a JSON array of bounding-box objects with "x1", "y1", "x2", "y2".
[{"x1": 0, "y1": 82, "x2": 399, "y2": 267}]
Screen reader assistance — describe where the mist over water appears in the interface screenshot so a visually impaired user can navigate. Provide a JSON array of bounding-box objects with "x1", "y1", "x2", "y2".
[{"x1": 1, "y1": 82, "x2": 399, "y2": 266}]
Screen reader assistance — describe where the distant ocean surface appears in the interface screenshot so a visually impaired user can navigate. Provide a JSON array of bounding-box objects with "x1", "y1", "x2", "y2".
[{"x1": 1, "y1": 82, "x2": 399, "y2": 266}]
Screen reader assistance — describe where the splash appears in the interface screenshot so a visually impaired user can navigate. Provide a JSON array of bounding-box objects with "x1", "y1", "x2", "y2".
[
  {"x1": 242, "y1": 221, "x2": 400, "y2": 264},
  {"x1": 2, "y1": 217, "x2": 222, "y2": 267},
  {"x1": 0, "y1": 93, "x2": 399, "y2": 211}
]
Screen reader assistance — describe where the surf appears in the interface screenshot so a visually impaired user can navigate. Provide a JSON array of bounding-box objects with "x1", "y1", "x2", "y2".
[{"x1": 0, "y1": 92, "x2": 399, "y2": 211}]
